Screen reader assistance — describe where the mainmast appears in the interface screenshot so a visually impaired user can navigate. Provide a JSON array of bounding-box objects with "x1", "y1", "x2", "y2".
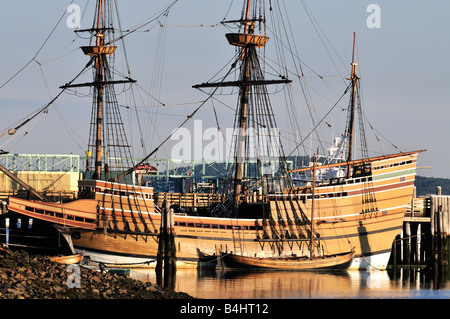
[
  {"x1": 232, "y1": 0, "x2": 253, "y2": 216},
  {"x1": 92, "y1": 0, "x2": 108, "y2": 179},
  {"x1": 193, "y1": 0, "x2": 291, "y2": 216},
  {"x1": 346, "y1": 32, "x2": 359, "y2": 179}
]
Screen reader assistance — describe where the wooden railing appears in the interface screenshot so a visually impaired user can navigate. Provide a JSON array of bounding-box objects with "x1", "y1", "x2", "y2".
[
  {"x1": 154, "y1": 192, "x2": 227, "y2": 208},
  {"x1": 405, "y1": 197, "x2": 430, "y2": 221}
]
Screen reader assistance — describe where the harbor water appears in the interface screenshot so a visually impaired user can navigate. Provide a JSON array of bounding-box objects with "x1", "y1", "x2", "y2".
[{"x1": 130, "y1": 267, "x2": 450, "y2": 299}]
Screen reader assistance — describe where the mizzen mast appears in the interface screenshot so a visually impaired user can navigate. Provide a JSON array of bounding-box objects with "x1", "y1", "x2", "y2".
[{"x1": 345, "y1": 32, "x2": 359, "y2": 179}]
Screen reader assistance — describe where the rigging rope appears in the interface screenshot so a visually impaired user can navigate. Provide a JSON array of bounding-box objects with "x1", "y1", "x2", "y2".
[
  {"x1": 0, "y1": 0, "x2": 76, "y2": 90},
  {"x1": 37, "y1": 61, "x2": 86, "y2": 152},
  {"x1": 287, "y1": 82, "x2": 352, "y2": 157},
  {"x1": 0, "y1": 57, "x2": 95, "y2": 149},
  {"x1": 111, "y1": 57, "x2": 240, "y2": 182}
]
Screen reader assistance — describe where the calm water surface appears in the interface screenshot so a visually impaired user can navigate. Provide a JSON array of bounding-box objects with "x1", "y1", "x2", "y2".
[{"x1": 130, "y1": 267, "x2": 450, "y2": 299}]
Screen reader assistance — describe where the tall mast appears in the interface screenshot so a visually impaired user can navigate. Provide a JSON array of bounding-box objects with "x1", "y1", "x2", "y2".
[
  {"x1": 60, "y1": 0, "x2": 136, "y2": 181},
  {"x1": 232, "y1": 0, "x2": 252, "y2": 215},
  {"x1": 346, "y1": 32, "x2": 359, "y2": 179},
  {"x1": 94, "y1": 0, "x2": 105, "y2": 180},
  {"x1": 193, "y1": 0, "x2": 291, "y2": 216}
]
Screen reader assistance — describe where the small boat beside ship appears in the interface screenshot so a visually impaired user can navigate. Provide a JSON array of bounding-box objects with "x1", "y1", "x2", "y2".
[
  {"x1": 220, "y1": 250, "x2": 354, "y2": 271},
  {"x1": 48, "y1": 251, "x2": 84, "y2": 265}
]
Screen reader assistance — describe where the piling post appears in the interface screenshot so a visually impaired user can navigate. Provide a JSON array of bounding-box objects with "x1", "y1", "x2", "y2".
[
  {"x1": 163, "y1": 201, "x2": 176, "y2": 289},
  {"x1": 430, "y1": 192, "x2": 449, "y2": 272},
  {"x1": 410, "y1": 223, "x2": 419, "y2": 264},
  {"x1": 403, "y1": 222, "x2": 411, "y2": 266},
  {"x1": 395, "y1": 234, "x2": 401, "y2": 266},
  {"x1": 5, "y1": 217, "x2": 9, "y2": 247},
  {"x1": 164, "y1": 201, "x2": 176, "y2": 270},
  {"x1": 448, "y1": 235, "x2": 450, "y2": 272},
  {"x1": 392, "y1": 234, "x2": 400, "y2": 278},
  {"x1": 156, "y1": 200, "x2": 176, "y2": 289},
  {"x1": 155, "y1": 202, "x2": 166, "y2": 285},
  {"x1": 424, "y1": 196, "x2": 433, "y2": 268}
]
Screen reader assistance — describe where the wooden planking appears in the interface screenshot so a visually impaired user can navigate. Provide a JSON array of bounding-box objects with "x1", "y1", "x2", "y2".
[
  {"x1": 7, "y1": 197, "x2": 97, "y2": 229},
  {"x1": 95, "y1": 193, "x2": 155, "y2": 211},
  {"x1": 154, "y1": 192, "x2": 226, "y2": 208},
  {"x1": 430, "y1": 195, "x2": 450, "y2": 234},
  {"x1": 79, "y1": 179, "x2": 154, "y2": 195}
]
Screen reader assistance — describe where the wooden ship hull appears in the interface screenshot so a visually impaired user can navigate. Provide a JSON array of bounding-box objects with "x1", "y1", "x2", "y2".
[
  {"x1": 2, "y1": 0, "x2": 424, "y2": 272},
  {"x1": 220, "y1": 250, "x2": 354, "y2": 270},
  {"x1": 7, "y1": 151, "x2": 421, "y2": 270}
]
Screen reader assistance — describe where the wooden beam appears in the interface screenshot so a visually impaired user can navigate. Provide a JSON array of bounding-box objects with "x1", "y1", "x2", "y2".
[
  {"x1": 0, "y1": 164, "x2": 48, "y2": 202},
  {"x1": 193, "y1": 79, "x2": 291, "y2": 89}
]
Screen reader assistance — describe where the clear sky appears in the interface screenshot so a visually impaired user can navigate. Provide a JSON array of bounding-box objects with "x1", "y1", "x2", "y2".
[{"x1": 0, "y1": 0, "x2": 448, "y2": 179}]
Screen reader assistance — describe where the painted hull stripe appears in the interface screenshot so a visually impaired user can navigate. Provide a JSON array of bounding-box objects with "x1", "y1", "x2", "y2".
[{"x1": 171, "y1": 223, "x2": 403, "y2": 242}]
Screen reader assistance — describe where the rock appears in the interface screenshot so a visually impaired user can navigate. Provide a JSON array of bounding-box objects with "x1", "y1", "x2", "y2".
[
  {"x1": 0, "y1": 246, "x2": 193, "y2": 299},
  {"x1": 54, "y1": 286, "x2": 64, "y2": 293}
]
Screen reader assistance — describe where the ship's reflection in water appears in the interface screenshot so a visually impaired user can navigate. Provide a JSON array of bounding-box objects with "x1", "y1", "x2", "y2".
[{"x1": 131, "y1": 267, "x2": 450, "y2": 299}]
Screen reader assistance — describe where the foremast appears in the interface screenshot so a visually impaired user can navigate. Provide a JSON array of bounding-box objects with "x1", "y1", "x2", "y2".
[{"x1": 60, "y1": 0, "x2": 135, "y2": 182}]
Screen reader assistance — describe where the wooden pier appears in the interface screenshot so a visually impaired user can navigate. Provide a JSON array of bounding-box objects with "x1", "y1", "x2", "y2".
[{"x1": 390, "y1": 186, "x2": 449, "y2": 271}]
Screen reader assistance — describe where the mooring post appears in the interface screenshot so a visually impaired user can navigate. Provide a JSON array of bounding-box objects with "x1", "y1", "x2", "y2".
[
  {"x1": 5, "y1": 217, "x2": 9, "y2": 247},
  {"x1": 410, "y1": 223, "x2": 419, "y2": 264},
  {"x1": 163, "y1": 201, "x2": 176, "y2": 289},
  {"x1": 164, "y1": 200, "x2": 171, "y2": 267},
  {"x1": 403, "y1": 222, "x2": 411, "y2": 266},
  {"x1": 447, "y1": 235, "x2": 450, "y2": 273},
  {"x1": 169, "y1": 204, "x2": 176, "y2": 273},
  {"x1": 392, "y1": 234, "x2": 399, "y2": 278},
  {"x1": 155, "y1": 200, "x2": 167, "y2": 285}
]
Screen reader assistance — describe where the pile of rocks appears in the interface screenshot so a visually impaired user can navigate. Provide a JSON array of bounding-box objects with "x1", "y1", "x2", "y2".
[{"x1": 0, "y1": 246, "x2": 192, "y2": 299}]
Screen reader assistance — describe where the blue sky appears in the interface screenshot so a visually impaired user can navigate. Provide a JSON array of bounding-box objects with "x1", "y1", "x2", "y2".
[{"x1": 0, "y1": 1, "x2": 448, "y2": 179}]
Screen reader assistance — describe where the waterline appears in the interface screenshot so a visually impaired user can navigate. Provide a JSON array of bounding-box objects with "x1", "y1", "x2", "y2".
[{"x1": 130, "y1": 267, "x2": 450, "y2": 299}]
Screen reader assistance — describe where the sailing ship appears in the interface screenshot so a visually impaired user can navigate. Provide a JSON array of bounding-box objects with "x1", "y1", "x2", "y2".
[{"x1": 5, "y1": 0, "x2": 423, "y2": 270}]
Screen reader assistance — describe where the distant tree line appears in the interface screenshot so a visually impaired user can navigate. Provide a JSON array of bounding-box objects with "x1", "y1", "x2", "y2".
[{"x1": 415, "y1": 176, "x2": 450, "y2": 196}]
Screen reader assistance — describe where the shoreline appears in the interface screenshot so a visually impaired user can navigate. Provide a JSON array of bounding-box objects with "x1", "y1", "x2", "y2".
[{"x1": 0, "y1": 246, "x2": 193, "y2": 299}]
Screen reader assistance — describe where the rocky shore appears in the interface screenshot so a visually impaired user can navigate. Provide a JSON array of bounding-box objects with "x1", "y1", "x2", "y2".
[{"x1": 0, "y1": 246, "x2": 192, "y2": 299}]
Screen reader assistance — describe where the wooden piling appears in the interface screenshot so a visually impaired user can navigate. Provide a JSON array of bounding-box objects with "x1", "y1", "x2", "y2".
[
  {"x1": 403, "y1": 222, "x2": 411, "y2": 266},
  {"x1": 390, "y1": 190, "x2": 450, "y2": 274},
  {"x1": 164, "y1": 201, "x2": 176, "y2": 272},
  {"x1": 156, "y1": 200, "x2": 177, "y2": 288},
  {"x1": 410, "y1": 223, "x2": 419, "y2": 264},
  {"x1": 5, "y1": 217, "x2": 9, "y2": 247},
  {"x1": 430, "y1": 194, "x2": 449, "y2": 271},
  {"x1": 155, "y1": 208, "x2": 165, "y2": 285}
]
